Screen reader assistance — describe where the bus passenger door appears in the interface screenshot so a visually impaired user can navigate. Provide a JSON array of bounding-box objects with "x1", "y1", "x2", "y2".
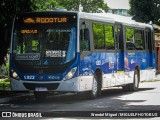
[
  {"x1": 124, "y1": 27, "x2": 136, "y2": 83},
  {"x1": 79, "y1": 20, "x2": 93, "y2": 91},
  {"x1": 115, "y1": 24, "x2": 125, "y2": 85}
]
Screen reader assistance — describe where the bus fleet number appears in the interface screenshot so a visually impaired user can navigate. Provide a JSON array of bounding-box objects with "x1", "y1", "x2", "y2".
[{"x1": 24, "y1": 75, "x2": 35, "y2": 80}]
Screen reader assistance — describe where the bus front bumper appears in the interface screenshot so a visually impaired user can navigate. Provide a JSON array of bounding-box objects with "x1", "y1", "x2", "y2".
[{"x1": 10, "y1": 76, "x2": 93, "y2": 92}]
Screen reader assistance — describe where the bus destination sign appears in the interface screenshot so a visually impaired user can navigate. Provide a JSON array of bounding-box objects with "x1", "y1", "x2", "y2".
[
  {"x1": 21, "y1": 30, "x2": 38, "y2": 34},
  {"x1": 23, "y1": 17, "x2": 68, "y2": 24}
]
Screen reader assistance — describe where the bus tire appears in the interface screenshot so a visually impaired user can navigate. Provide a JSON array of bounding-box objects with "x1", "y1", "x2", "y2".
[
  {"x1": 122, "y1": 69, "x2": 139, "y2": 92},
  {"x1": 88, "y1": 75, "x2": 101, "y2": 99},
  {"x1": 34, "y1": 91, "x2": 48, "y2": 101},
  {"x1": 89, "y1": 77, "x2": 98, "y2": 99},
  {"x1": 130, "y1": 69, "x2": 139, "y2": 91}
]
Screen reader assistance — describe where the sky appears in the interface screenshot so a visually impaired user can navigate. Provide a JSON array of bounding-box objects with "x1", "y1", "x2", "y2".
[{"x1": 104, "y1": 0, "x2": 130, "y2": 9}]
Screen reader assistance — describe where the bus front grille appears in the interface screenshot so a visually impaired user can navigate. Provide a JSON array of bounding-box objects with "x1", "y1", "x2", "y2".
[{"x1": 23, "y1": 83, "x2": 60, "y2": 90}]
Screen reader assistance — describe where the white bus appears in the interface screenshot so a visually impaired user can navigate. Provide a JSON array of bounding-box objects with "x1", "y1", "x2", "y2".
[{"x1": 10, "y1": 10, "x2": 156, "y2": 100}]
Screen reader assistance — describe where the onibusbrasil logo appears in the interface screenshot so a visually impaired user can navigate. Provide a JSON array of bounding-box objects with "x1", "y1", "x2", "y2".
[{"x1": 1, "y1": 112, "x2": 42, "y2": 118}]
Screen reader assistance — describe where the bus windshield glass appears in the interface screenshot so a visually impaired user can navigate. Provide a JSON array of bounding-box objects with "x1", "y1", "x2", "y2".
[{"x1": 12, "y1": 13, "x2": 77, "y2": 70}]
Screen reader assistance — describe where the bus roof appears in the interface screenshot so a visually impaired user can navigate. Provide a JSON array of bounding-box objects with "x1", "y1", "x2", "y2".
[
  {"x1": 79, "y1": 12, "x2": 153, "y2": 30},
  {"x1": 79, "y1": 12, "x2": 115, "y2": 24},
  {"x1": 17, "y1": 10, "x2": 153, "y2": 30}
]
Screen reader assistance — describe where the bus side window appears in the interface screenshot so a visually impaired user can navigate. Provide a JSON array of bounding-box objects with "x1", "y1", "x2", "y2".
[
  {"x1": 125, "y1": 27, "x2": 135, "y2": 50},
  {"x1": 80, "y1": 28, "x2": 90, "y2": 52},
  {"x1": 93, "y1": 23, "x2": 105, "y2": 49},
  {"x1": 135, "y1": 29, "x2": 145, "y2": 50},
  {"x1": 105, "y1": 25, "x2": 115, "y2": 50}
]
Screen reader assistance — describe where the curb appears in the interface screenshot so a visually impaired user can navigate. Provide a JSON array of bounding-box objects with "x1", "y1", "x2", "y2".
[
  {"x1": 0, "y1": 97, "x2": 12, "y2": 103},
  {"x1": 0, "y1": 92, "x2": 30, "y2": 104},
  {"x1": 0, "y1": 94, "x2": 21, "y2": 104}
]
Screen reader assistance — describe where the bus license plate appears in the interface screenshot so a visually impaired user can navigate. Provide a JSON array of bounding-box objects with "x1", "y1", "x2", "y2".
[{"x1": 35, "y1": 87, "x2": 48, "y2": 91}]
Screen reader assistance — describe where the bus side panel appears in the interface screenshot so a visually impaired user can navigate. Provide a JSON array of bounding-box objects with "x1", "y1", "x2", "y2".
[
  {"x1": 80, "y1": 52, "x2": 120, "y2": 89},
  {"x1": 79, "y1": 53, "x2": 93, "y2": 91},
  {"x1": 115, "y1": 52, "x2": 125, "y2": 86},
  {"x1": 124, "y1": 52, "x2": 136, "y2": 83},
  {"x1": 136, "y1": 51, "x2": 147, "y2": 81},
  {"x1": 125, "y1": 51, "x2": 156, "y2": 82},
  {"x1": 145, "y1": 52, "x2": 156, "y2": 81},
  {"x1": 116, "y1": 52, "x2": 124, "y2": 70}
]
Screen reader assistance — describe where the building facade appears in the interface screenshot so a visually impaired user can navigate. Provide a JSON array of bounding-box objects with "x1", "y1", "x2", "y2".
[
  {"x1": 108, "y1": 9, "x2": 131, "y2": 16},
  {"x1": 154, "y1": 24, "x2": 160, "y2": 70}
]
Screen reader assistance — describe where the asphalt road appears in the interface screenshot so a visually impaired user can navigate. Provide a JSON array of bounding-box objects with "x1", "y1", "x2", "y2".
[{"x1": 0, "y1": 81, "x2": 160, "y2": 119}]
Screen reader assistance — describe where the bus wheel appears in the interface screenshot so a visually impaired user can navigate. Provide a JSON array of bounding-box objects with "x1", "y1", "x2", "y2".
[
  {"x1": 88, "y1": 74, "x2": 102, "y2": 99},
  {"x1": 89, "y1": 77, "x2": 98, "y2": 99},
  {"x1": 122, "y1": 69, "x2": 139, "y2": 92},
  {"x1": 131, "y1": 69, "x2": 139, "y2": 91},
  {"x1": 34, "y1": 91, "x2": 48, "y2": 101}
]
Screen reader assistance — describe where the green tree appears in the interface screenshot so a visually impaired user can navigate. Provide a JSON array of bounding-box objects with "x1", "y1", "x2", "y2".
[
  {"x1": 58, "y1": 0, "x2": 109, "y2": 13},
  {"x1": 0, "y1": 0, "x2": 34, "y2": 65},
  {"x1": 105, "y1": 26, "x2": 114, "y2": 49},
  {"x1": 126, "y1": 28, "x2": 134, "y2": 42},
  {"x1": 32, "y1": 0, "x2": 109, "y2": 13},
  {"x1": 129, "y1": 0, "x2": 160, "y2": 25},
  {"x1": 93, "y1": 23, "x2": 105, "y2": 49},
  {"x1": 32, "y1": 0, "x2": 61, "y2": 11}
]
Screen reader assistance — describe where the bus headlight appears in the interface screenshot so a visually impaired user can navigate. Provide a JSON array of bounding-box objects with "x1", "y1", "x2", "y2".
[
  {"x1": 11, "y1": 70, "x2": 20, "y2": 80},
  {"x1": 12, "y1": 72, "x2": 18, "y2": 78},
  {"x1": 63, "y1": 67, "x2": 77, "y2": 80}
]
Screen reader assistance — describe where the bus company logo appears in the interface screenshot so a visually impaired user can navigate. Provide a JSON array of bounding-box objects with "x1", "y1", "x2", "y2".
[
  {"x1": 24, "y1": 17, "x2": 68, "y2": 24},
  {"x1": 24, "y1": 18, "x2": 35, "y2": 23},
  {"x1": 39, "y1": 76, "x2": 44, "y2": 80},
  {"x1": 2, "y1": 112, "x2": 11, "y2": 117}
]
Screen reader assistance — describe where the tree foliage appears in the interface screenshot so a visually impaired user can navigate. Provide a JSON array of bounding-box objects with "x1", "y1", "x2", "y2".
[
  {"x1": 32, "y1": 0, "x2": 108, "y2": 13},
  {"x1": 32, "y1": 0, "x2": 60, "y2": 11},
  {"x1": 58, "y1": 0, "x2": 108, "y2": 13},
  {"x1": 0, "y1": 0, "x2": 33, "y2": 65},
  {"x1": 129, "y1": 0, "x2": 160, "y2": 25}
]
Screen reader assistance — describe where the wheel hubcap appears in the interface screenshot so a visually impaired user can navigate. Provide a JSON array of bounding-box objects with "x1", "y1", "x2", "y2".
[
  {"x1": 135, "y1": 74, "x2": 138, "y2": 88},
  {"x1": 92, "y1": 78, "x2": 97, "y2": 96}
]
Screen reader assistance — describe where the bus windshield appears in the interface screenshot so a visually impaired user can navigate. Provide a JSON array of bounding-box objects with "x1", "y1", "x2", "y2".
[
  {"x1": 13, "y1": 27, "x2": 76, "y2": 66},
  {"x1": 12, "y1": 12, "x2": 77, "y2": 73}
]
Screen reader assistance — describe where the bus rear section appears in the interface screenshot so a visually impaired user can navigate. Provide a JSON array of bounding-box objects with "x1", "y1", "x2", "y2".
[{"x1": 10, "y1": 11, "x2": 81, "y2": 100}]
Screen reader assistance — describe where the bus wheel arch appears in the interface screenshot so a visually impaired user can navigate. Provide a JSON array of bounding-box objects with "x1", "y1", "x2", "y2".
[{"x1": 123, "y1": 66, "x2": 140, "y2": 92}]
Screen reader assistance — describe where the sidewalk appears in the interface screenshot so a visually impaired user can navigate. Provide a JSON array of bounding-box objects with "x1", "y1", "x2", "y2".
[
  {"x1": 0, "y1": 91, "x2": 18, "y2": 103},
  {"x1": 0, "y1": 94, "x2": 13, "y2": 103},
  {"x1": 0, "y1": 75, "x2": 28, "y2": 104},
  {"x1": 0, "y1": 91, "x2": 30, "y2": 104}
]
